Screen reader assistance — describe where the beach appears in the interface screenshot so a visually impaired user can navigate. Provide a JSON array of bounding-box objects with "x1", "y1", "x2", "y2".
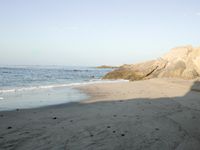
[
  {"x1": 0, "y1": 78, "x2": 200, "y2": 150},
  {"x1": 1, "y1": 0, "x2": 200, "y2": 149}
]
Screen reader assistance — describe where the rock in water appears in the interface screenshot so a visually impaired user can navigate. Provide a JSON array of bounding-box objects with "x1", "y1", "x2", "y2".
[
  {"x1": 96, "y1": 65, "x2": 119, "y2": 69},
  {"x1": 103, "y1": 45, "x2": 200, "y2": 80}
]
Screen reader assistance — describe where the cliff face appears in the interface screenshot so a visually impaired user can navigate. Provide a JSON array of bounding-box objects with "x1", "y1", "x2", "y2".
[{"x1": 103, "y1": 45, "x2": 200, "y2": 80}]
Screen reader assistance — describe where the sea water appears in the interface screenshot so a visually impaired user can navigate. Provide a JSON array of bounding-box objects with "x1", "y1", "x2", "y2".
[{"x1": 0, "y1": 66, "x2": 124, "y2": 111}]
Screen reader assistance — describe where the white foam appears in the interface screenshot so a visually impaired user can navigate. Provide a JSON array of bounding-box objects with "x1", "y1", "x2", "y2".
[
  {"x1": 0, "y1": 79, "x2": 128, "y2": 94},
  {"x1": 0, "y1": 97, "x2": 4, "y2": 100}
]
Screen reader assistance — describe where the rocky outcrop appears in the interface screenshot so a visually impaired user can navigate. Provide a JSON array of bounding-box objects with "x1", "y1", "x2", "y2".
[{"x1": 103, "y1": 45, "x2": 200, "y2": 80}]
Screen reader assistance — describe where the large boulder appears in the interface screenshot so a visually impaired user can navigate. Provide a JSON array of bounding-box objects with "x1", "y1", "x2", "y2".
[{"x1": 103, "y1": 45, "x2": 200, "y2": 80}]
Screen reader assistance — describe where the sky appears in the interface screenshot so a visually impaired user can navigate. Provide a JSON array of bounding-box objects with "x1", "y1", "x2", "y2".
[{"x1": 0, "y1": 0, "x2": 200, "y2": 66}]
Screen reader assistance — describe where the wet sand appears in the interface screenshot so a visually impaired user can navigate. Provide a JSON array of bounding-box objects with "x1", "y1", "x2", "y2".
[{"x1": 0, "y1": 78, "x2": 200, "y2": 150}]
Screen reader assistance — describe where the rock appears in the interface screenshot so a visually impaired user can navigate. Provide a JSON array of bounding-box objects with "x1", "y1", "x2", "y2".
[
  {"x1": 191, "y1": 81, "x2": 200, "y2": 92},
  {"x1": 158, "y1": 60, "x2": 186, "y2": 78},
  {"x1": 103, "y1": 45, "x2": 200, "y2": 80},
  {"x1": 182, "y1": 69, "x2": 199, "y2": 79}
]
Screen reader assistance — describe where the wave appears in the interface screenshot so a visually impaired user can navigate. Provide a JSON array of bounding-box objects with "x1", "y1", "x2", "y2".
[{"x1": 0, "y1": 79, "x2": 128, "y2": 94}]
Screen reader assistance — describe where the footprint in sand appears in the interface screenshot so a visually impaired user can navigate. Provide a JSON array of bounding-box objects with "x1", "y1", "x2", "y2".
[
  {"x1": 192, "y1": 116, "x2": 196, "y2": 119},
  {"x1": 107, "y1": 126, "x2": 111, "y2": 129}
]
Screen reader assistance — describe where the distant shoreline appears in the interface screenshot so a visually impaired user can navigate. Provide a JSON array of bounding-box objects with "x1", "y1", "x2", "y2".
[{"x1": 96, "y1": 65, "x2": 119, "y2": 69}]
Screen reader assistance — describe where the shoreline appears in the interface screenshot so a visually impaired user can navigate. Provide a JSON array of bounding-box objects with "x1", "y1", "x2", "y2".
[
  {"x1": 1, "y1": 78, "x2": 200, "y2": 149},
  {"x1": 0, "y1": 78, "x2": 196, "y2": 113},
  {"x1": 0, "y1": 78, "x2": 194, "y2": 113},
  {"x1": 0, "y1": 79, "x2": 128, "y2": 112},
  {"x1": 77, "y1": 78, "x2": 195, "y2": 103}
]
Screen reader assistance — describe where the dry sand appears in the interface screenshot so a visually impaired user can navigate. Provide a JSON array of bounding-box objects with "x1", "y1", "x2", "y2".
[{"x1": 0, "y1": 78, "x2": 200, "y2": 150}]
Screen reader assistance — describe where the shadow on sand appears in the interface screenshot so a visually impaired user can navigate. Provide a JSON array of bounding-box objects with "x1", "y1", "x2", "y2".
[{"x1": 0, "y1": 81, "x2": 200, "y2": 150}]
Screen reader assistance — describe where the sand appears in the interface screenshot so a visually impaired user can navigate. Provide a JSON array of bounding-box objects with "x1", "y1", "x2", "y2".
[{"x1": 0, "y1": 78, "x2": 200, "y2": 150}]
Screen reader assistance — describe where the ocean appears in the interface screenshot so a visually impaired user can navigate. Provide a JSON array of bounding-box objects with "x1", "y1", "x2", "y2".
[{"x1": 0, "y1": 66, "x2": 123, "y2": 111}]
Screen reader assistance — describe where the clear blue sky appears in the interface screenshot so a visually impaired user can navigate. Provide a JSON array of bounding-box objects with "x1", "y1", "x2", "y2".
[{"x1": 0, "y1": 0, "x2": 200, "y2": 66}]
